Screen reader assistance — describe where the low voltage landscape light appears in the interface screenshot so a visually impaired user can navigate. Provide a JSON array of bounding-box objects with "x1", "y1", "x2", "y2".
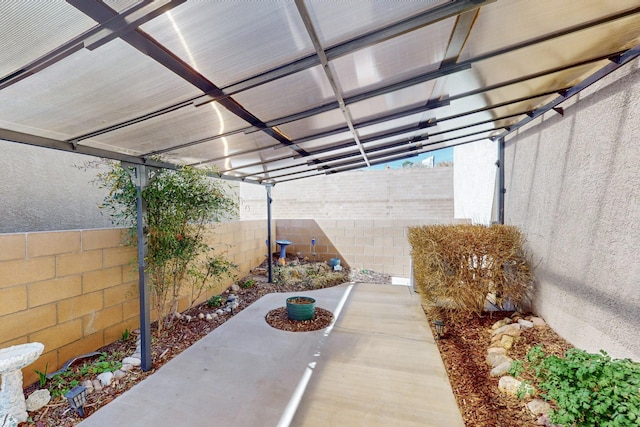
[
  {"x1": 65, "y1": 385, "x2": 88, "y2": 417},
  {"x1": 433, "y1": 320, "x2": 445, "y2": 339}
]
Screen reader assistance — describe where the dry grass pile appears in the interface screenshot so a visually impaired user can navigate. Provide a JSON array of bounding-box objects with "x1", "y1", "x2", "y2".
[
  {"x1": 273, "y1": 261, "x2": 349, "y2": 289},
  {"x1": 408, "y1": 224, "x2": 533, "y2": 321}
]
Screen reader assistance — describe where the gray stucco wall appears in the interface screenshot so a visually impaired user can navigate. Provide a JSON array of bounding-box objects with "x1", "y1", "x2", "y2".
[
  {"x1": 239, "y1": 167, "x2": 454, "y2": 221},
  {"x1": 0, "y1": 141, "x2": 114, "y2": 233},
  {"x1": 504, "y1": 58, "x2": 640, "y2": 360}
]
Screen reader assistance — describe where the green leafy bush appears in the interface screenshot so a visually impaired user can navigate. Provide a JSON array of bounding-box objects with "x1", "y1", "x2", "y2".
[
  {"x1": 92, "y1": 161, "x2": 238, "y2": 331},
  {"x1": 524, "y1": 345, "x2": 640, "y2": 426},
  {"x1": 207, "y1": 295, "x2": 224, "y2": 308}
]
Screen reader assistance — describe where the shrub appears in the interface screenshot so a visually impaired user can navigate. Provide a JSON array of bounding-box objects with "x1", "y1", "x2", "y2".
[
  {"x1": 524, "y1": 345, "x2": 640, "y2": 426},
  {"x1": 408, "y1": 224, "x2": 533, "y2": 321},
  {"x1": 93, "y1": 161, "x2": 238, "y2": 331}
]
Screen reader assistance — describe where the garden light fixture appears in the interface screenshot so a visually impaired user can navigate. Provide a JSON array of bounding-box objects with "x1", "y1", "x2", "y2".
[
  {"x1": 65, "y1": 385, "x2": 88, "y2": 417},
  {"x1": 433, "y1": 320, "x2": 445, "y2": 339}
]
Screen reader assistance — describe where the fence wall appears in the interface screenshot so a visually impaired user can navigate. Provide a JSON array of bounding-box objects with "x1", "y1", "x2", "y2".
[
  {"x1": 504, "y1": 58, "x2": 640, "y2": 360},
  {"x1": 0, "y1": 220, "x2": 268, "y2": 386}
]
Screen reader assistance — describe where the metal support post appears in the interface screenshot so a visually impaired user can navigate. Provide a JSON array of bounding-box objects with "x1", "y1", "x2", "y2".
[
  {"x1": 128, "y1": 164, "x2": 152, "y2": 372},
  {"x1": 266, "y1": 183, "x2": 274, "y2": 283},
  {"x1": 497, "y1": 137, "x2": 505, "y2": 224}
]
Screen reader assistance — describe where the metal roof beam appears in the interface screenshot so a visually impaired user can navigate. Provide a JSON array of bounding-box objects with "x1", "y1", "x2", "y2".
[{"x1": 497, "y1": 44, "x2": 640, "y2": 139}]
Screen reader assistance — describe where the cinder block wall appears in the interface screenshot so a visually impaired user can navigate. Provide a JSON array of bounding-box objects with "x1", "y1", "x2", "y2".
[
  {"x1": 242, "y1": 167, "x2": 461, "y2": 277},
  {"x1": 276, "y1": 219, "x2": 458, "y2": 277},
  {"x1": 504, "y1": 58, "x2": 640, "y2": 360},
  {"x1": 0, "y1": 220, "x2": 268, "y2": 386}
]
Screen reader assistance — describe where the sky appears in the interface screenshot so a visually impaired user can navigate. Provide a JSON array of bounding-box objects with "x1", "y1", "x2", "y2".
[{"x1": 368, "y1": 146, "x2": 453, "y2": 170}]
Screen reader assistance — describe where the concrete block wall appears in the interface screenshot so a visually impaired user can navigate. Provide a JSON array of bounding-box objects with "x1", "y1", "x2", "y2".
[
  {"x1": 276, "y1": 218, "x2": 465, "y2": 278},
  {"x1": 0, "y1": 220, "x2": 268, "y2": 387},
  {"x1": 504, "y1": 58, "x2": 640, "y2": 360},
  {"x1": 240, "y1": 167, "x2": 454, "y2": 220}
]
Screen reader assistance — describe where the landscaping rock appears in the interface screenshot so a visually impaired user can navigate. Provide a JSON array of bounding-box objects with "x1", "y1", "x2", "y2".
[
  {"x1": 113, "y1": 370, "x2": 127, "y2": 380},
  {"x1": 486, "y1": 353, "x2": 513, "y2": 368},
  {"x1": 491, "y1": 318, "x2": 512, "y2": 330},
  {"x1": 97, "y1": 372, "x2": 114, "y2": 387},
  {"x1": 120, "y1": 363, "x2": 134, "y2": 372},
  {"x1": 498, "y1": 376, "x2": 535, "y2": 398},
  {"x1": 535, "y1": 413, "x2": 561, "y2": 427},
  {"x1": 487, "y1": 347, "x2": 507, "y2": 355},
  {"x1": 215, "y1": 309, "x2": 224, "y2": 316},
  {"x1": 231, "y1": 284, "x2": 240, "y2": 292},
  {"x1": 491, "y1": 323, "x2": 521, "y2": 337},
  {"x1": 205, "y1": 313, "x2": 213, "y2": 321},
  {"x1": 25, "y1": 389, "x2": 50, "y2": 412},
  {"x1": 92, "y1": 379, "x2": 103, "y2": 392},
  {"x1": 122, "y1": 357, "x2": 141, "y2": 367},
  {"x1": 198, "y1": 313, "x2": 205, "y2": 320},
  {"x1": 500, "y1": 335, "x2": 515, "y2": 350},
  {"x1": 81, "y1": 380, "x2": 94, "y2": 393},
  {"x1": 530, "y1": 316, "x2": 547, "y2": 327},
  {"x1": 490, "y1": 361, "x2": 513, "y2": 377},
  {"x1": 527, "y1": 399, "x2": 551, "y2": 416},
  {"x1": 518, "y1": 319, "x2": 534, "y2": 329}
]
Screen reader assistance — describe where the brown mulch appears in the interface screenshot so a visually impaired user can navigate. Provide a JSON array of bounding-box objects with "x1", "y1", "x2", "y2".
[
  {"x1": 432, "y1": 313, "x2": 573, "y2": 427},
  {"x1": 21, "y1": 262, "x2": 572, "y2": 427},
  {"x1": 265, "y1": 307, "x2": 334, "y2": 332}
]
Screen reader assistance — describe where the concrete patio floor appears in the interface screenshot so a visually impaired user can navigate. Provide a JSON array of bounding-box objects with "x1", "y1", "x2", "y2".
[{"x1": 77, "y1": 283, "x2": 463, "y2": 427}]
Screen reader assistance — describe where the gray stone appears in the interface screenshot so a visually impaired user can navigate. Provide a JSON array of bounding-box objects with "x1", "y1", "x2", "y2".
[
  {"x1": 25, "y1": 389, "x2": 50, "y2": 412},
  {"x1": 120, "y1": 363, "x2": 134, "y2": 372},
  {"x1": 205, "y1": 313, "x2": 213, "y2": 321},
  {"x1": 231, "y1": 284, "x2": 240, "y2": 292},
  {"x1": 490, "y1": 361, "x2": 513, "y2": 377},
  {"x1": 92, "y1": 379, "x2": 103, "y2": 392},
  {"x1": 492, "y1": 323, "x2": 521, "y2": 337},
  {"x1": 215, "y1": 309, "x2": 224, "y2": 316},
  {"x1": 487, "y1": 347, "x2": 507, "y2": 355},
  {"x1": 97, "y1": 371, "x2": 114, "y2": 387},
  {"x1": 122, "y1": 357, "x2": 141, "y2": 367},
  {"x1": 198, "y1": 313, "x2": 205, "y2": 320},
  {"x1": 113, "y1": 370, "x2": 127, "y2": 380},
  {"x1": 527, "y1": 399, "x2": 552, "y2": 415},
  {"x1": 486, "y1": 353, "x2": 513, "y2": 367},
  {"x1": 518, "y1": 319, "x2": 534, "y2": 329}
]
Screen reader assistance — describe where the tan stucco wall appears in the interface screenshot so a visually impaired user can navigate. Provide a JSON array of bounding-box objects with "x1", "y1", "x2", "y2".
[
  {"x1": 0, "y1": 221, "x2": 267, "y2": 386},
  {"x1": 504, "y1": 58, "x2": 640, "y2": 360}
]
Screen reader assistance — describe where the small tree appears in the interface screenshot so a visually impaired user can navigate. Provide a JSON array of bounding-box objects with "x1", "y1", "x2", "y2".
[{"x1": 93, "y1": 161, "x2": 238, "y2": 331}]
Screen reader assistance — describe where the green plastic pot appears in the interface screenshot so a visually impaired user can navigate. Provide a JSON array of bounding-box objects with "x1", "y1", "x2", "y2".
[{"x1": 286, "y1": 296, "x2": 316, "y2": 321}]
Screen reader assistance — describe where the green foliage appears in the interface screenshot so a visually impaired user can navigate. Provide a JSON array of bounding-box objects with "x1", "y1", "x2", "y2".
[
  {"x1": 92, "y1": 161, "x2": 238, "y2": 331},
  {"x1": 241, "y1": 279, "x2": 255, "y2": 289},
  {"x1": 522, "y1": 345, "x2": 640, "y2": 426},
  {"x1": 121, "y1": 328, "x2": 131, "y2": 341},
  {"x1": 34, "y1": 363, "x2": 49, "y2": 388},
  {"x1": 206, "y1": 295, "x2": 224, "y2": 308},
  {"x1": 509, "y1": 359, "x2": 524, "y2": 378},
  {"x1": 48, "y1": 353, "x2": 122, "y2": 399}
]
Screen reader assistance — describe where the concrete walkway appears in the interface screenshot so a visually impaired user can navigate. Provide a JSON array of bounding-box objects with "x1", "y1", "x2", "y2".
[{"x1": 78, "y1": 283, "x2": 463, "y2": 427}]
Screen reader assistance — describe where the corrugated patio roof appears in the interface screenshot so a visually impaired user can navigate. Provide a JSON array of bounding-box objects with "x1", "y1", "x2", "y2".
[{"x1": 1, "y1": 0, "x2": 639, "y2": 184}]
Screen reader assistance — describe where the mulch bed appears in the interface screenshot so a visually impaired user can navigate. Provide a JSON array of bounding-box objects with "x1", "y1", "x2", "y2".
[
  {"x1": 265, "y1": 307, "x2": 334, "y2": 332},
  {"x1": 433, "y1": 313, "x2": 572, "y2": 427}
]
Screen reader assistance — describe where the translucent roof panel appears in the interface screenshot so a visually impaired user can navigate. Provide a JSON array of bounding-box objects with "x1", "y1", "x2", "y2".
[
  {"x1": 305, "y1": 0, "x2": 448, "y2": 47},
  {"x1": 331, "y1": 18, "x2": 454, "y2": 95},
  {"x1": 0, "y1": 39, "x2": 201, "y2": 140},
  {"x1": 141, "y1": 1, "x2": 315, "y2": 87},
  {"x1": 232, "y1": 65, "x2": 335, "y2": 122},
  {"x1": 460, "y1": 0, "x2": 640, "y2": 61},
  {"x1": 0, "y1": 2, "x2": 96, "y2": 78},
  {"x1": 85, "y1": 103, "x2": 252, "y2": 155},
  {"x1": 1, "y1": 0, "x2": 639, "y2": 183},
  {"x1": 278, "y1": 109, "x2": 347, "y2": 141},
  {"x1": 348, "y1": 80, "x2": 438, "y2": 122}
]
